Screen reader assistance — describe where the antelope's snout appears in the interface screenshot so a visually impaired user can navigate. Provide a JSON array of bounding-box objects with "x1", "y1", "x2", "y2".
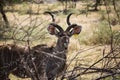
[{"x1": 61, "y1": 35, "x2": 69, "y2": 50}]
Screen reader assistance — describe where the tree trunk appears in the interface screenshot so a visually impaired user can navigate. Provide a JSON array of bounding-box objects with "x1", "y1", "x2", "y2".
[
  {"x1": 0, "y1": 3, "x2": 9, "y2": 28},
  {"x1": 94, "y1": 0, "x2": 101, "y2": 11},
  {"x1": 63, "y1": 0, "x2": 68, "y2": 13}
]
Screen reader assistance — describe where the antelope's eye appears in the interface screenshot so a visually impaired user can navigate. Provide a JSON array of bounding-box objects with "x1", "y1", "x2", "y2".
[
  {"x1": 58, "y1": 33, "x2": 63, "y2": 37},
  {"x1": 67, "y1": 32, "x2": 71, "y2": 36}
]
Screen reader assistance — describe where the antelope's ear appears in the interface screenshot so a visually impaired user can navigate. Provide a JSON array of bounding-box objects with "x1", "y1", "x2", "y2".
[
  {"x1": 47, "y1": 24, "x2": 58, "y2": 35},
  {"x1": 70, "y1": 25, "x2": 82, "y2": 36}
]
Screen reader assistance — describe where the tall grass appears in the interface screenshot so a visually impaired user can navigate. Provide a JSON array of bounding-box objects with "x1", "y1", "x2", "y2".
[
  {"x1": 90, "y1": 21, "x2": 111, "y2": 45},
  {"x1": 79, "y1": 20, "x2": 120, "y2": 45}
]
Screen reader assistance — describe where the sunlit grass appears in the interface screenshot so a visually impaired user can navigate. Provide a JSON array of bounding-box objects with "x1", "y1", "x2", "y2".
[{"x1": 9, "y1": 74, "x2": 31, "y2": 80}]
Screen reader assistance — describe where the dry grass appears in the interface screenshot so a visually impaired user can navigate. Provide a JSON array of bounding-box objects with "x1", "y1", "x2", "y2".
[{"x1": 9, "y1": 74, "x2": 30, "y2": 80}]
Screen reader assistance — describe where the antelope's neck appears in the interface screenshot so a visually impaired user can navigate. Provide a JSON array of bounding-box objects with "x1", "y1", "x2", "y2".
[
  {"x1": 54, "y1": 41, "x2": 68, "y2": 53},
  {"x1": 53, "y1": 45, "x2": 67, "y2": 61}
]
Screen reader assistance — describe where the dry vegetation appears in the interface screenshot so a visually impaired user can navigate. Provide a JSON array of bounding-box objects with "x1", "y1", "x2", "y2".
[{"x1": 0, "y1": 1, "x2": 120, "y2": 80}]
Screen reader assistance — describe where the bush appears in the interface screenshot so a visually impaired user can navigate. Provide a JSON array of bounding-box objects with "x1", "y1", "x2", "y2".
[
  {"x1": 90, "y1": 21, "x2": 112, "y2": 45},
  {"x1": 79, "y1": 21, "x2": 115, "y2": 45}
]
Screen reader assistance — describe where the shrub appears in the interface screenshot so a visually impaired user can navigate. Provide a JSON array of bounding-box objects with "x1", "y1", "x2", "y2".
[
  {"x1": 79, "y1": 21, "x2": 114, "y2": 45},
  {"x1": 90, "y1": 21, "x2": 112, "y2": 45}
]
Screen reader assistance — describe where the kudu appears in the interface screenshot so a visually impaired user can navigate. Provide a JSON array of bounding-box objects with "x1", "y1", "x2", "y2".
[{"x1": 0, "y1": 12, "x2": 82, "y2": 80}]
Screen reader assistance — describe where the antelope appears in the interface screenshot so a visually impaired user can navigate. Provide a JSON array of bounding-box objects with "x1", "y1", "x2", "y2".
[{"x1": 0, "y1": 12, "x2": 82, "y2": 80}]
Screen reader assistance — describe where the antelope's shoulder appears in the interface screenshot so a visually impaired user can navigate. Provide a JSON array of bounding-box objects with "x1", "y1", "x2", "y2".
[
  {"x1": 32, "y1": 44, "x2": 54, "y2": 51},
  {"x1": 0, "y1": 44, "x2": 28, "y2": 54}
]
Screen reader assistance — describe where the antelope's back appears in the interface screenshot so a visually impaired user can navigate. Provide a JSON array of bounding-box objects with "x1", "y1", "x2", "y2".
[{"x1": 0, "y1": 44, "x2": 27, "y2": 72}]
